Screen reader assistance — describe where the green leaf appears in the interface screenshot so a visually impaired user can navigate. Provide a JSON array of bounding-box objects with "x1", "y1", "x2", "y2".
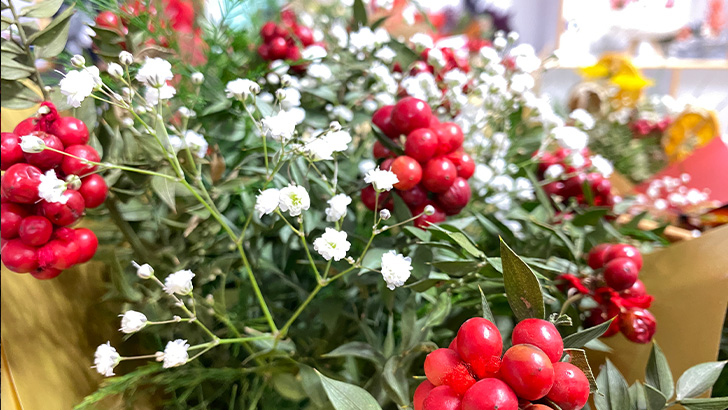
[
  {"x1": 595, "y1": 360, "x2": 631, "y2": 410},
  {"x1": 563, "y1": 318, "x2": 615, "y2": 349},
  {"x1": 629, "y1": 381, "x2": 649, "y2": 410},
  {"x1": 0, "y1": 79, "x2": 42, "y2": 109},
  {"x1": 1, "y1": 54, "x2": 34, "y2": 80},
  {"x1": 361, "y1": 248, "x2": 388, "y2": 272},
  {"x1": 676, "y1": 361, "x2": 728, "y2": 400},
  {"x1": 151, "y1": 175, "x2": 177, "y2": 212},
  {"x1": 478, "y1": 285, "x2": 495, "y2": 322},
  {"x1": 298, "y1": 365, "x2": 329, "y2": 408},
  {"x1": 403, "y1": 225, "x2": 430, "y2": 242},
  {"x1": 382, "y1": 356, "x2": 408, "y2": 405},
  {"x1": 370, "y1": 15, "x2": 390, "y2": 30},
  {"x1": 644, "y1": 383, "x2": 667, "y2": 410},
  {"x1": 572, "y1": 208, "x2": 610, "y2": 227},
  {"x1": 422, "y1": 291, "x2": 451, "y2": 330},
  {"x1": 19, "y1": 0, "x2": 63, "y2": 18},
  {"x1": 322, "y1": 342, "x2": 386, "y2": 367},
  {"x1": 304, "y1": 87, "x2": 338, "y2": 103},
  {"x1": 316, "y1": 369, "x2": 382, "y2": 410},
  {"x1": 271, "y1": 373, "x2": 307, "y2": 402},
  {"x1": 371, "y1": 124, "x2": 403, "y2": 155},
  {"x1": 352, "y1": 0, "x2": 368, "y2": 27},
  {"x1": 430, "y1": 260, "x2": 480, "y2": 276},
  {"x1": 645, "y1": 342, "x2": 674, "y2": 400},
  {"x1": 1, "y1": 40, "x2": 25, "y2": 55},
  {"x1": 386, "y1": 40, "x2": 419, "y2": 68},
  {"x1": 564, "y1": 348, "x2": 598, "y2": 393},
  {"x1": 499, "y1": 237, "x2": 545, "y2": 320},
  {"x1": 430, "y1": 225, "x2": 484, "y2": 258},
  {"x1": 28, "y1": 5, "x2": 74, "y2": 59},
  {"x1": 680, "y1": 397, "x2": 728, "y2": 410}
]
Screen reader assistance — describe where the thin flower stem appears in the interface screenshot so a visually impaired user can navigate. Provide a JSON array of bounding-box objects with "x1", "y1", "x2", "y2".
[
  {"x1": 7, "y1": 0, "x2": 48, "y2": 100},
  {"x1": 298, "y1": 216, "x2": 322, "y2": 283},
  {"x1": 243, "y1": 103, "x2": 269, "y2": 175},
  {"x1": 377, "y1": 211, "x2": 428, "y2": 233},
  {"x1": 120, "y1": 354, "x2": 159, "y2": 361},
  {"x1": 279, "y1": 283, "x2": 322, "y2": 338},
  {"x1": 186, "y1": 345, "x2": 216, "y2": 362},
  {"x1": 559, "y1": 293, "x2": 584, "y2": 316},
  {"x1": 42, "y1": 147, "x2": 180, "y2": 180},
  {"x1": 147, "y1": 317, "x2": 193, "y2": 325},
  {"x1": 150, "y1": 276, "x2": 218, "y2": 340},
  {"x1": 274, "y1": 210, "x2": 303, "y2": 236}
]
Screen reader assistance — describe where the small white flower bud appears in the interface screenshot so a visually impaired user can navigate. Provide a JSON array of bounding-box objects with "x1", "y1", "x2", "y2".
[
  {"x1": 345, "y1": 256, "x2": 355, "y2": 264},
  {"x1": 178, "y1": 107, "x2": 195, "y2": 118},
  {"x1": 119, "y1": 51, "x2": 133, "y2": 65},
  {"x1": 424, "y1": 205, "x2": 435, "y2": 216},
  {"x1": 37, "y1": 105, "x2": 50, "y2": 115},
  {"x1": 191, "y1": 72, "x2": 204, "y2": 85},
  {"x1": 494, "y1": 36, "x2": 507, "y2": 50},
  {"x1": 280, "y1": 74, "x2": 292, "y2": 87},
  {"x1": 131, "y1": 261, "x2": 154, "y2": 279},
  {"x1": 120, "y1": 310, "x2": 147, "y2": 333},
  {"x1": 71, "y1": 55, "x2": 86, "y2": 68},
  {"x1": 329, "y1": 121, "x2": 342, "y2": 132},
  {"x1": 122, "y1": 117, "x2": 134, "y2": 128},
  {"x1": 108, "y1": 62, "x2": 124, "y2": 78},
  {"x1": 266, "y1": 73, "x2": 280, "y2": 85},
  {"x1": 65, "y1": 174, "x2": 82, "y2": 190},
  {"x1": 19, "y1": 135, "x2": 45, "y2": 153},
  {"x1": 507, "y1": 32, "x2": 520, "y2": 43},
  {"x1": 379, "y1": 209, "x2": 391, "y2": 220},
  {"x1": 275, "y1": 88, "x2": 287, "y2": 101}
]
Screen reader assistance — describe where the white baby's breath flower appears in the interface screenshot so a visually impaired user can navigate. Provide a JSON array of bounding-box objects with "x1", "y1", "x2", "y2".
[
  {"x1": 131, "y1": 261, "x2": 154, "y2": 279},
  {"x1": 359, "y1": 159, "x2": 376, "y2": 175},
  {"x1": 93, "y1": 342, "x2": 120, "y2": 377},
  {"x1": 480, "y1": 46, "x2": 500, "y2": 64},
  {"x1": 144, "y1": 84, "x2": 176, "y2": 105},
  {"x1": 71, "y1": 54, "x2": 86, "y2": 68},
  {"x1": 163, "y1": 270, "x2": 195, "y2": 295},
  {"x1": 107, "y1": 62, "x2": 124, "y2": 78},
  {"x1": 19, "y1": 134, "x2": 45, "y2": 153},
  {"x1": 119, "y1": 310, "x2": 147, "y2": 334},
  {"x1": 302, "y1": 45, "x2": 327, "y2": 60},
  {"x1": 255, "y1": 188, "x2": 280, "y2": 217},
  {"x1": 160, "y1": 339, "x2": 189, "y2": 368},
  {"x1": 379, "y1": 209, "x2": 391, "y2": 220},
  {"x1": 365, "y1": 167, "x2": 399, "y2": 192},
  {"x1": 261, "y1": 110, "x2": 301, "y2": 143},
  {"x1": 38, "y1": 170, "x2": 68, "y2": 204},
  {"x1": 570, "y1": 109, "x2": 595, "y2": 130},
  {"x1": 374, "y1": 46, "x2": 396, "y2": 63},
  {"x1": 190, "y1": 72, "x2": 204, "y2": 85},
  {"x1": 136, "y1": 57, "x2": 173, "y2": 88},
  {"x1": 552, "y1": 126, "x2": 588, "y2": 150},
  {"x1": 307, "y1": 63, "x2": 333, "y2": 81},
  {"x1": 184, "y1": 130, "x2": 208, "y2": 158},
  {"x1": 313, "y1": 228, "x2": 351, "y2": 261},
  {"x1": 568, "y1": 152, "x2": 586, "y2": 169},
  {"x1": 510, "y1": 73, "x2": 534, "y2": 94},
  {"x1": 427, "y1": 48, "x2": 447, "y2": 69},
  {"x1": 60, "y1": 67, "x2": 101, "y2": 108},
  {"x1": 410, "y1": 33, "x2": 434, "y2": 51},
  {"x1": 331, "y1": 106, "x2": 354, "y2": 122},
  {"x1": 225, "y1": 78, "x2": 260, "y2": 101},
  {"x1": 493, "y1": 36, "x2": 507, "y2": 50},
  {"x1": 325, "y1": 194, "x2": 351, "y2": 222},
  {"x1": 590, "y1": 155, "x2": 613, "y2": 177},
  {"x1": 442, "y1": 69, "x2": 468, "y2": 88},
  {"x1": 423, "y1": 205, "x2": 435, "y2": 216},
  {"x1": 349, "y1": 27, "x2": 378, "y2": 52},
  {"x1": 380, "y1": 250, "x2": 412, "y2": 290},
  {"x1": 544, "y1": 164, "x2": 565, "y2": 180},
  {"x1": 279, "y1": 185, "x2": 310, "y2": 217},
  {"x1": 119, "y1": 51, "x2": 133, "y2": 65}
]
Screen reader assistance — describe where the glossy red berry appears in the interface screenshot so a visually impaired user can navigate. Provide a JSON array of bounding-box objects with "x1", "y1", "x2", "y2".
[
  {"x1": 423, "y1": 385, "x2": 462, "y2": 410},
  {"x1": 391, "y1": 156, "x2": 423, "y2": 191},
  {"x1": 432, "y1": 123, "x2": 464, "y2": 155},
  {"x1": 511, "y1": 318, "x2": 564, "y2": 363},
  {"x1": 285, "y1": 45, "x2": 301, "y2": 61},
  {"x1": 604, "y1": 244, "x2": 642, "y2": 271},
  {"x1": 294, "y1": 25, "x2": 314, "y2": 46},
  {"x1": 546, "y1": 362, "x2": 590, "y2": 410},
  {"x1": 18, "y1": 216, "x2": 53, "y2": 246},
  {"x1": 1, "y1": 239, "x2": 38, "y2": 273},
  {"x1": 436, "y1": 177, "x2": 471, "y2": 215},
  {"x1": 561, "y1": 174, "x2": 587, "y2": 198},
  {"x1": 584, "y1": 305, "x2": 620, "y2": 337},
  {"x1": 1, "y1": 132, "x2": 23, "y2": 170},
  {"x1": 448, "y1": 336, "x2": 458, "y2": 351},
  {"x1": 424, "y1": 348, "x2": 476, "y2": 395},
  {"x1": 260, "y1": 22, "x2": 277, "y2": 40},
  {"x1": 414, "y1": 380, "x2": 436, "y2": 410},
  {"x1": 455, "y1": 317, "x2": 503, "y2": 379},
  {"x1": 500, "y1": 344, "x2": 555, "y2": 401},
  {"x1": 587, "y1": 243, "x2": 612, "y2": 269},
  {"x1": 23, "y1": 132, "x2": 64, "y2": 170},
  {"x1": 30, "y1": 266, "x2": 63, "y2": 280},
  {"x1": 461, "y1": 378, "x2": 518, "y2": 410},
  {"x1": 391, "y1": 97, "x2": 433, "y2": 136},
  {"x1": 1, "y1": 203, "x2": 29, "y2": 239},
  {"x1": 619, "y1": 308, "x2": 656, "y2": 344},
  {"x1": 13, "y1": 117, "x2": 38, "y2": 136},
  {"x1": 380, "y1": 158, "x2": 394, "y2": 171},
  {"x1": 373, "y1": 140, "x2": 394, "y2": 159},
  {"x1": 74, "y1": 227, "x2": 99, "y2": 263},
  {"x1": 524, "y1": 405, "x2": 554, "y2": 410},
  {"x1": 360, "y1": 185, "x2": 389, "y2": 211},
  {"x1": 603, "y1": 258, "x2": 639, "y2": 291},
  {"x1": 61, "y1": 144, "x2": 100, "y2": 176},
  {"x1": 49, "y1": 117, "x2": 90, "y2": 146},
  {"x1": 405, "y1": 128, "x2": 438, "y2": 163},
  {"x1": 412, "y1": 201, "x2": 446, "y2": 229},
  {"x1": 372, "y1": 105, "x2": 400, "y2": 139},
  {"x1": 269, "y1": 37, "x2": 288, "y2": 60},
  {"x1": 619, "y1": 279, "x2": 647, "y2": 298},
  {"x1": 445, "y1": 151, "x2": 475, "y2": 179},
  {"x1": 1, "y1": 163, "x2": 43, "y2": 204},
  {"x1": 38, "y1": 228, "x2": 80, "y2": 270},
  {"x1": 95, "y1": 11, "x2": 121, "y2": 29},
  {"x1": 543, "y1": 181, "x2": 565, "y2": 197},
  {"x1": 397, "y1": 184, "x2": 427, "y2": 208},
  {"x1": 41, "y1": 190, "x2": 86, "y2": 226},
  {"x1": 257, "y1": 44, "x2": 271, "y2": 59},
  {"x1": 422, "y1": 157, "x2": 457, "y2": 193},
  {"x1": 78, "y1": 174, "x2": 108, "y2": 208}
]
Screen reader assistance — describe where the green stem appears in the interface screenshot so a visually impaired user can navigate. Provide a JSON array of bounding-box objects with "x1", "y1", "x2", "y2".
[
  {"x1": 299, "y1": 215, "x2": 322, "y2": 283},
  {"x1": 243, "y1": 103, "x2": 269, "y2": 176},
  {"x1": 279, "y1": 284, "x2": 322, "y2": 338},
  {"x1": 7, "y1": 0, "x2": 48, "y2": 100},
  {"x1": 43, "y1": 146, "x2": 179, "y2": 180}
]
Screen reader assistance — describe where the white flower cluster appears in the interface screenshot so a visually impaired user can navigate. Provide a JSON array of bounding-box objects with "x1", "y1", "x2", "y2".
[
  {"x1": 169, "y1": 130, "x2": 209, "y2": 158},
  {"x1": 255, "y1": 185, "x2": 312, "y2": 218},
  {"x1": 313, "y1": 228, "x2": 351, "y2": 261},
  {"x1": 380, "y1": 250, "x2": 412, "y2": 290}
]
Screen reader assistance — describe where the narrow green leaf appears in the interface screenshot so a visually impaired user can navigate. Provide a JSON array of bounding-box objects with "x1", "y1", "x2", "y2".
[
  {"x1": 499, "y1": 237, "x2": 545, "y2": 320},
  {"x1": 322, "y1": 342, "x2": 386, "y2": 367},
  {"x1": 422, "y1": 292, "x2": 451, "y2": 330},
  {"x1": 629, "y1": 381, "x2": 648, "y2": 410},
  {"x1": 430, "y1": 260, "x2": 480, "y2": 276},
  {"x1": 151, "y1": 175, "x2": 177, "y2": 212},
  {"x1": 680, "y1": 397, "x2": 728, "y2": 410},
  {"x1": 564, "y1": 348, "x2": 598, "y2": 393},
  {"x1": 1, "y1": 40, "x2": 24, "y2": 55},
  {"x1": 1, "y1": 55, "x2": 34, "y2": 80},
  {"x1": 304, "y1": 87, "x2": 338, "y2": 103},
  {"x1": 644, "y1": 383, "x2": 667, "y2": 410},
  {"x1": 385, "y1": 40, "x2": 419, "y2": 68},
  {"x1": 381, "y1": 356, "x2": 408, "y2": 405},
  {"x1": 352, "y1": 0, "x2": 368, "y2": 27},
  {"x1": 19, "y1": 0, "x2": 63, "y2": 18},
  {"x1": 316, "y1": 369, "x2": 382, "y2": 410},
  {"x1": 370, "y1": 15, "x2": 389, "y2": 30},
  {"x1": 645, "y1": 342, "x2": 674, "y2": 400},
  {"x1": 430, "y1": 225, "x2": 484, "y2": 258},
  {"x1": 0, "y1": 79, "x2": 42, "y2": 109},
  {"x1": 676, "y1": 361, "x2": 728, "y2": 400},
  {"x1": 28, "y1": 5, "x2": 74, "y2": 59},
  {"x1": 572, "y1": 208, "x2": 610, "y2": 227},
  {"x1": 597, "y1": 360, "x2": 631, "y2": 410},
  {"x1": 371, "y1": 124, "x2": 403, "y2": 155},
  {"x1": 478, "y1": 285, "x2": 495, "y2": 322},
  {"x1": 271, "y1": 373, "x2": 307, "y2": 401},
  {"x1": 563, "y1": 318, "x2": 615, "y2": 349},
  {"x1": 297, "y1": 365, "x2": 329, "y2": 408}
]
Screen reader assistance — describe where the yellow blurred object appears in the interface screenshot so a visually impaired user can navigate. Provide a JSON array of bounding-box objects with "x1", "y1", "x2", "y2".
[
  {"x1": 579, "y1": 54, "x2": 650, "y2": 108},
  {"x1": 663, "y1": 109, "x2": 720, "y2": 163}
]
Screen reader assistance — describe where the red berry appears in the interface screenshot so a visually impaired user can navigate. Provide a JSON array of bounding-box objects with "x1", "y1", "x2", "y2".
[
  {"x1": 30, "y1": 266, "x2": 63, "y2": 280},
  {"x1": 13, "y1": 117, "x2": 38, "y2": 136},
  {"x1": 455, "y1": 317, "x2": 503, "y2": 379},
  {"x1": 294, "y1": 25, "x2": 314, "y2": 46},
  {"x1": 619, "y1": 308, "x2": 656, "y2": 344},
  {"x1": 410, "y1": 61, "x2": 433, "y2": 76},
  {"x1": 1, "y1": 132, "x2": 23, "y2": 170},
  {"x1": 587, "y1": 243, "x2": 612, "y2": 270},
  {"x1": 18, "y1": 216, "x2": 53, "y2": 246},
  {"x1": 274, "y1": 25, "x2": 288, "y2": 38},
  {"x1": 391, "y1": 97, "x2": 433, "y2": 136},
  {"x1": 603, "y1": 258, "x2": 639, "y2": 291},
  {"x1": 38, "y1": 228, "x2": 80, "y2": 270},
  {"x1": 525, "y1": 405, "x2": 554, "y2": 410},
  {"x1": 373, "y1": 140, "x2": 394, "y2": 159},
  {"x1": 360, "y1": 185, "x2": 390, "y2": 211},
  {"x1": 414, "y1": 380, "x2": 436, "y2": 410},
  {"x1": 1, "y1": 239, "x2": 38, "y2": 273},
  {"x1": 561, "y1": 174, "x2": 587, "y2": 198},
  {"x1": 422, "y1": 157, "x2": 457, "y2": 193},
  {"x1": 280, "y1": 9, "x2": 297, "y2": 26},
  {"x1": 405, "y1": 128, "x2": 438, "y2": 163},
  {"x1": 1, "y1": 203, "x2": 29, "y2": 239},
  {"x1": 436, "y1": 177, "x2": 471, "y2": 215},
  {"x1": 285, "y1": 45, "x2": 302, "y2": 61},
  {"x1": 445, "y1": 151, "x2": 475, "y2": 179},
  {"x1": 258, "y1": 44, "x2": 271, "y2": 59},
  {"x1": 78, "y1": 174, "x2": 108, "y2": 208},
  {"x1": 23, "y1": 132, "x2": 64, "y2": 170},
  {"x1": 41, "y1": 189, "x2": 86, "y2": 226},
  {"x1": 269, "y1": 37, "x2": 289, "y2": 59},
  {"x1": 424, "y1": 348, "x2": 476, "y2": 395},
  {"x1": 397, "y1": 184, "x2": 427, "y2": 208},
  {"x1": 372, "y1": 105, "x2": 400, "y2": 139},
  {"x1": 412, "y1": 201, "x2": 446, "y2": 229},
  {"x1": 260, "y1": 22, "x2": 277, "y2": 40},
  {"x1": 584, "y1": 305, "x2": 620, "y2": 337},
  {"x1": 432, "y1": 123, "x2": 464, "y2": 155},
  {"x1": 543, "y1": 181, "x2": 565, "y2": 197},
  {"x1": 511, "y1": 318, "x2": 564, "y2": 363},
  {"x1": 95, "y1": 11, "x2": 121, "y2": 29},
  {"x1": 619, "y1": 279, "x2": 647, "y2": 298},
  {"x1": 604, "y1": 244, "x2": 642, "y2": 271},
  {"x1": 448, "y1": 336, "x2": 458, "y2": 351},
  {"x1": 74, "y1": 227, "x2": 99, "y2": 263},
  {"x1": 61, "y1": 144, "x2": 100, "y2": 175},
  {"x1": 546, "y1": 362, "x2": 590, "y2": 410},
  {"x1": 49, "y1": 117, "x2": 90, "y2": 146},
  {"x1": 423, "y1": 385, "x2": 462, "y2": 410},
  {"x1": 380, "y1": 158, "x2": 394, "y2": 171},
  {"x1": 500, "y1": 344, "x2": 554, "y2": 401},
  {"x1": 461, "y1": 378, "x2": 518, "y2": 410},
  {"x1": 588, "y1": 173, "x2": 612, "y2": 196},
  {"x1": 1, "y1": 163, "x2": 43, "y2": 204},
  {"x1": 391, "y1": 156, "x2": 423, "y2": 191}
]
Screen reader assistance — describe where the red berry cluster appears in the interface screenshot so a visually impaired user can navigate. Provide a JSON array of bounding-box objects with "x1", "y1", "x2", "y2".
[
  {"x1": 412, "y1": 47, "x2": 471, "y2": 78},
  {"x1": 536, "y1": 148, "x2": 614, "y2": 209},
  {"x1": 630, "y1": 117, "x2": 671, "y2": 138},
  {"x1": 258, "y1": 10, "x2": 315, "y2": 73},
  {"x1": 1, "y1": 103, "x2": 106, "y2": 279},
  {"x1": 415, "y1": 317, "x2": 590, "y2": 410},
  {"x1": 559, "y1": 243, "x2": 657, "y2": 344},
  {"x1": 361, "y1": 97, "x2": 476, "y2": 228}
]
